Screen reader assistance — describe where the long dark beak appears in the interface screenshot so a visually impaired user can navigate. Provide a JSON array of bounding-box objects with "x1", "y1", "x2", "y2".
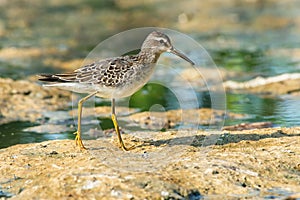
[{"x1": 168, "y1": 47, "x2": 195, "y2": 65}]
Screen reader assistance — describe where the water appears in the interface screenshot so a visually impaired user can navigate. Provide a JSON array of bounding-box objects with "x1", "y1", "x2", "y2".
[
  {"x1": 0, "y1": 122, "x2": 74, "y2": 149},
  {"x1": 226, "y1": 93, "x2": 300, "y2": 127},
  {"x1": 1, "y1": 83, "x2": 299, "y2": 149}
]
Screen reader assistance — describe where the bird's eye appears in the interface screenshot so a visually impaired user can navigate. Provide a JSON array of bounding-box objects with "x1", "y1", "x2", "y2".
[{"x1": 159, "y1": 39, "x2": 165, "y2": 44}]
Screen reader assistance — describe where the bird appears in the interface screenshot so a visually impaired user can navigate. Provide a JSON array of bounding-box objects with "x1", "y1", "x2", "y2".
[{"x1": 38, "y1": 31, "x2": 195, "y2": 151}]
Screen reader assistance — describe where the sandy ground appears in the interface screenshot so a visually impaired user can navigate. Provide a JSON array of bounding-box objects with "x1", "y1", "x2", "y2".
[{"x1": 0, "y1": 127, "x2": 299, "y2": 199}]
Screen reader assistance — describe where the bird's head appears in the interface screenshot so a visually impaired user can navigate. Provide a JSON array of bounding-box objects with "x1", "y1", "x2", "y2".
[{"x1": 141, "y1": 31, "x2": 195, "y2": 65}]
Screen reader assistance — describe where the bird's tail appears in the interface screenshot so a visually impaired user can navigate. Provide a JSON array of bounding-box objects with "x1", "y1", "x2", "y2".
[{"x1": 38, "y1": 73, "x2": 76, "y2": 83}]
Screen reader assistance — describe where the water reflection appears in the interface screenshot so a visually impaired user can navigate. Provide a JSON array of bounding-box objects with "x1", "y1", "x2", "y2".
[
  {"x1": 226, "y1": 93, "x2": 300, "y2": 127},
  {"x1": 277, "y1": 96, "x2": 300, "y2": 126},
  {"x1": 0, "y1": 122, "x2": 73, "y2": 149}
]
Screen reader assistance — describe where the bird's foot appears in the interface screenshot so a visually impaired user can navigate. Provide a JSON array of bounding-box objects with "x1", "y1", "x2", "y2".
[
  {"x1": 74, "y1": 131, "x2": 87, "y2": 150},
  {"x1": 120, "y1": 143, "x2": 135, "y2": 151}
]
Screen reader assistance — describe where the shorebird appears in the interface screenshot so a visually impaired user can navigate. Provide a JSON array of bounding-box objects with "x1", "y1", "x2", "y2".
[{"x1": 39, "y1": 31, "x2": 194, "y2": 151}]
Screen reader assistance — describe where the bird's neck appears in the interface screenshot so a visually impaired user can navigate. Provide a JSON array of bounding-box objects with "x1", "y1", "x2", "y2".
[{"x1": 137, "y1": 49, "x2": 161, "y2": 64}]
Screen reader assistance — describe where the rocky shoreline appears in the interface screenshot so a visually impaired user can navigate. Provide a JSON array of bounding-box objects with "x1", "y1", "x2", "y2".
[{"x1": 0, "y1": 127, "x2": 299, "y2": 199}]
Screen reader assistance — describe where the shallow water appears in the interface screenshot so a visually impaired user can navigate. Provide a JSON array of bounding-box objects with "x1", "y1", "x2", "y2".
[
  {"x1": 1, "y1": 86, "x2": 299, "y2": 149},
  {"x1": 0, "y1": 122, "x2": 74, "y2": 149}
]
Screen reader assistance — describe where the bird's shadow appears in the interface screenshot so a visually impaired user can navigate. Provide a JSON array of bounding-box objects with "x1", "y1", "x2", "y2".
[{"x1": 139, "y1": 129, "x2": 300, "y2": 148}]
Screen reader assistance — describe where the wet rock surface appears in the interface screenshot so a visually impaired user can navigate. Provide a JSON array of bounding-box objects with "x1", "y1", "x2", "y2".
[
  {"x1": 178, "y1": 69, "x2": 300, "y2": 96},
  {"x1": 0, "y1": 127, "x2": 299, "y2": 199},
  {"x1": 122, "y1": 108, "x2": 247, "y2": 130}
]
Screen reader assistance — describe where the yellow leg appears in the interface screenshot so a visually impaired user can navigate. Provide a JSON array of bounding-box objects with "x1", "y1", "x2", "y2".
[
  {"x1": 111, "y1": 113, "x2": 129, "y2": 151},
  {"x1": 74, "y1": 91, "x2": 98, "y2": 150},
  {"x1": 111, "y1": 99, "x2": 132, "y2": 151}
]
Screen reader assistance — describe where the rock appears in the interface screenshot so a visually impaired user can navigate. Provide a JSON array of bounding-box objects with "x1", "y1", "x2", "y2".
[
  {"x1": 179, "y1": 67, "x2": 239, "y2": 89},
  {"x1": 23, "y1": 124, "x2": 71, "y2": 134},
  {"x1": 0, "y1": 78, "x2": 71, "y2": 125},
  {"x1": 0, "y1": 47, "x2": 66, "y2": 70},
  {"x1": 224, "y1": 73, "x2": 300, "y2": 95},
  {"x1": 0, "y1": 127, "x2": 299, "y2": 199},
  {"x1": 42, "y1": 58, "x2": 86, "y2": 71},
  {"x1": 222, "y1": 122, "x2": 273, "y2": 131},
  {"x1": 0, "y1": 47, "x2": 49, "y2": 60},
  {"x1": 122, "y1": 108, "x2": 247, "y2": 130},
  {"x1": 284, "y1": 193, "x2": 300, "y2": 200}
]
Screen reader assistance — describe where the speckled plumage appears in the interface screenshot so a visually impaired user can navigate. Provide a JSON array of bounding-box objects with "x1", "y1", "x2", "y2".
[
  {"x1": 38, "y1": 31, "x2": 194, "y2": 150},
  {"x1": 39, "y1": 31, "x2": 194, "y2": 98}
]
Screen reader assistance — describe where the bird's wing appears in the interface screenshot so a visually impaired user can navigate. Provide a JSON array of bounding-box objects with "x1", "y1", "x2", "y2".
[{"x1": 39, "y1": 56, "x2": 135, "y2": 87}]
